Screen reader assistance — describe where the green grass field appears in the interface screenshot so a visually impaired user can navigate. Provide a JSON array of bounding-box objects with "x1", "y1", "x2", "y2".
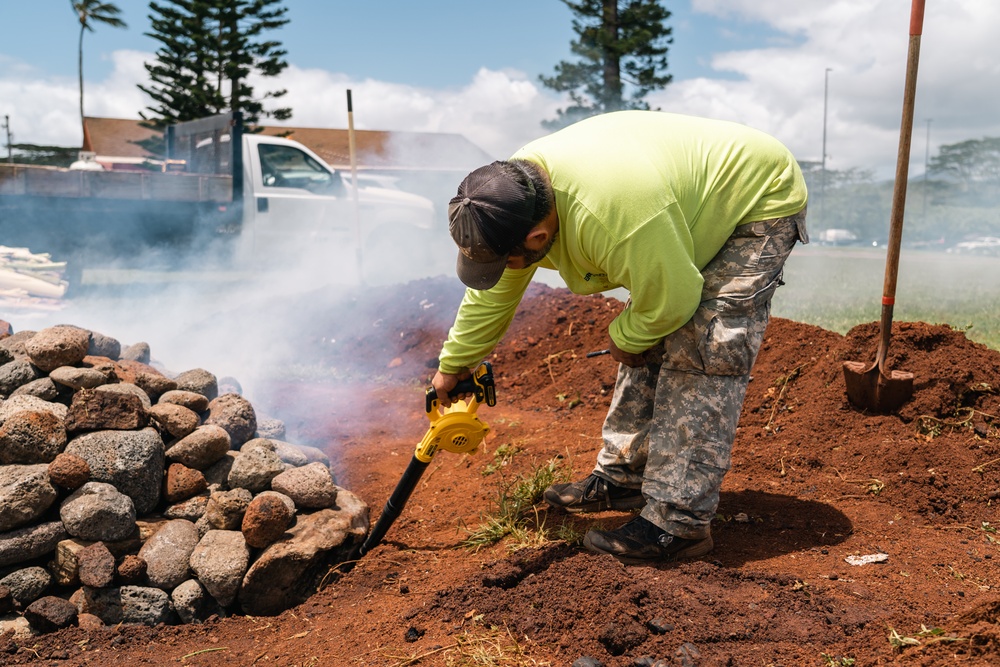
[{"x1": 773, "y1": 245, "x2": 1000, "y2": 351}]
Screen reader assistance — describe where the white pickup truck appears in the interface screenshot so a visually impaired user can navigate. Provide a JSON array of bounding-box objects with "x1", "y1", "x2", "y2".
[
  {"x1": 238, "y1": 133, "x2": 435, "y2": 271},
  {"x1": 0, "y1": 113, "x2": 437, "y2": 283}
]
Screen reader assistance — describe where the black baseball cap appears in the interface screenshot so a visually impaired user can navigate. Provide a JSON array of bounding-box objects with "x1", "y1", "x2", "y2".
[{"x1": 448, "y1": 161, "x2": 537, "y2": 290}]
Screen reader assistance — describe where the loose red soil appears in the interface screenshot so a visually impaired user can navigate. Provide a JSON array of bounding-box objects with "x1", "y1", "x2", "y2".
[{"x1": 3, "y1": 277, "x2": 1000, "y2": 666}]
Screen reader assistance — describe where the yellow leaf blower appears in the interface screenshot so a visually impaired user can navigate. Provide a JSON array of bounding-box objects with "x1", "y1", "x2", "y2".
[{"x1": 349, "y1": 362, "x2": 496, "y2": 562}]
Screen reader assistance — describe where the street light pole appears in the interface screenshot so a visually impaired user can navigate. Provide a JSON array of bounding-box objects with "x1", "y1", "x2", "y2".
[
  {"x1": 821, "y1": 67, "x2": 832, "y2": 227},
  {"x1": 2, "y1": 115, "x2": 12, "y2": 164}
]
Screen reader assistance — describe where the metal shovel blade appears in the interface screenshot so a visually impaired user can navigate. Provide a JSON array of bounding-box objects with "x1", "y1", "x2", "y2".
[{"x1": 843, "y1": 360, "x2": 914, "y2": 414}]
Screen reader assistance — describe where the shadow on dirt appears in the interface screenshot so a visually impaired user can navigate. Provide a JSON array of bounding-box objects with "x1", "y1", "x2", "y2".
[
  {"x1": 712, "y1": 489, "x2": 853, "y2": 567},
  {"x1": 538, "y1": 490, "x2": 854, "y2": 570}
]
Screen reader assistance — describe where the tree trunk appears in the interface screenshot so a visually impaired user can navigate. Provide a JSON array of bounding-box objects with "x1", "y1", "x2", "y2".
[
  {"x1": 602, "y1": 0, "x2": 623, "y2": 112},
  {"x1": 78, "y1": 23, "x2": 85, "y2": 134}
]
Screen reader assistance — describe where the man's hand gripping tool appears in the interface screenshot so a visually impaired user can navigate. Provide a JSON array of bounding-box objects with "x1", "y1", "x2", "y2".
[{"x1": 348, "y1": 362, "x2": 496, "y2": 563}]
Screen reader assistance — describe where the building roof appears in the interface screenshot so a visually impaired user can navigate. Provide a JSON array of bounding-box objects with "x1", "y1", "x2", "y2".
[{"x1": 82, "y1": 117, "x2": 494, "y2": 172}]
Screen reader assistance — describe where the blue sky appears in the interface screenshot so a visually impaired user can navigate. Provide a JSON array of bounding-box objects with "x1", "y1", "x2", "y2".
[
  {"x1": 5, "y1": 1, "x2": 782, "y2": 86},
  {"x1": 2, "y1": 1, "x2": 999, "y2": 177}
]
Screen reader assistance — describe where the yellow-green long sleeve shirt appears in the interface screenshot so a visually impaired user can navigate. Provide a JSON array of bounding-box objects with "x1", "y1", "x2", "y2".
[{"x1": 438, "y1": 111, "x2": 807, "y2": 374}]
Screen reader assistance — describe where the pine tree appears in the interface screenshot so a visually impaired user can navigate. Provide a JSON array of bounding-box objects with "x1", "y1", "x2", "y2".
[
  {"x1": 139, "y1": 1, "x2": 217, "y2": 127},
  {"x1": 138, "y1": 0, "x2": 291, "y2": 131},
  {"x1": 540, "y1": 0, "x2": 672, "y2": 129},
  {"x1": 212, "y1": 0, "x2": 292, "y2": 123}
]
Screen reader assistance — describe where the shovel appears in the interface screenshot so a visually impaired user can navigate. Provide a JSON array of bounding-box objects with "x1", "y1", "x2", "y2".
[{"x1": 843, "y1": 0, "x2": 924, "y2": 413}]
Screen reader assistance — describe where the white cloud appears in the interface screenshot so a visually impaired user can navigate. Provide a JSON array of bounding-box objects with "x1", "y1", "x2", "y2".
[
  {"x1": 267, "y1": 65, "x2": 558, "y2": 159},
  {"x1": 676, "y1": 0, "x2": 1000, "y2": 177}
]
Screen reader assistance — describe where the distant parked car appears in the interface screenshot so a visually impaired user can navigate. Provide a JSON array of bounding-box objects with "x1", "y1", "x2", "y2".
[
  {"x1": 816, "y1": 228, "x2": 859, "y2": 245},
  {"x1": 946, "y1": 236, "x2": 1000, "y2": 256}
]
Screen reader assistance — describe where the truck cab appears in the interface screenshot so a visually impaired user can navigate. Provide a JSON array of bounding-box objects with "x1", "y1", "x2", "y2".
[{"x1": 239, "y1": 134, "x2": 437, "y2": 282}]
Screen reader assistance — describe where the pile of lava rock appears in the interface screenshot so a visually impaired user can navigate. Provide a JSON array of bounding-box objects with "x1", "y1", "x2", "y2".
[{"x1": 0, "y1": 322, "x2": 368, "y2": 637}]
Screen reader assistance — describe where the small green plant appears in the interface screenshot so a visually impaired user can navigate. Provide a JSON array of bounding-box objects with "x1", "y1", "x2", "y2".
[
  {"x1": 554, "y1": 520, "x2": 585, "y2": 545},
  {"x1": 555, "y1": 392, "x2": 582, "y2": 408},
  {"x1": 482, "y1": 442, "x2": 522, "y2": 476},
  {"x1": 821, "y1": 653, "x2": 855, "y2": 667},
  {"x1": 463, "y1": 458, "x2": 570, "y2": 550},
  {"x1": 982, "y1": 522, "x2": 998, "y2": 544}
]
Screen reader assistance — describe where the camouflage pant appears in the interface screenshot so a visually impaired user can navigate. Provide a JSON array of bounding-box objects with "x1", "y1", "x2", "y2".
[{"x1": 595, "y1": 209, "x2": 808, "y2": 539}]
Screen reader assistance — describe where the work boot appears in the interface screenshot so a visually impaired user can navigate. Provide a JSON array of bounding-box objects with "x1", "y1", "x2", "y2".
[
  {"x1": 543, "y1": 473, "x2": 645, "y2": 513},
  {"x1": 583, "y1": 516, "x2": 713, "y2": 564}
]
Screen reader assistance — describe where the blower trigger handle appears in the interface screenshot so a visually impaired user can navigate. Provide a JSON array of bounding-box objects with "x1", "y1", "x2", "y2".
[{"x1": 425, "y1": 361, "x2": 496, "y2": 412}]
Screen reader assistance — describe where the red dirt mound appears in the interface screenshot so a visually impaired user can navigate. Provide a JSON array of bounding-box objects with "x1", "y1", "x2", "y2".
[{"x1": 3, "y1": 277, "x2": 999, "y2": 666}]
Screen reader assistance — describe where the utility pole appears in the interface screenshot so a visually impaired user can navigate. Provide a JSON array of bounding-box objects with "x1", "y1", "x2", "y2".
[
  {"x1": 821, "y1": 67, "x2": 832, "y2": 228},
  {"x1": 922, "y1": 118, "x2": 932, "y2": 226},
  {"x1": 2, "y1": 115, "x2": 12, "y2": 163}
]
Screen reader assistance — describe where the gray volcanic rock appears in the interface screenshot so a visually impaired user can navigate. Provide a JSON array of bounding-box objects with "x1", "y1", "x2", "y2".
[
  {"x1": 0, "y1": 359, "x2": 43, "y2": 397},
  {"x1": 256, "y1": 417, "x2": 286, "y2": 440},
  {"x1": 270, "y1": 462, "x2": 338, "y2": 509},
  {"x1": 205, "y1": 393, "x2": 256, "y2": 448},
  {"x1": 138, "y1": 519, "x2": 199, "y2": 590},
  {"x1": 190, "y1": 530, "x2": 250, "y2": 607},
  {"x1": 87, "y1": 331, "x2": 121, "y2": 360},
  {"x1": 0, "y1": 566, "x2": 52, "y2": 606},
  {"x1": 24, "y1": 326, "x2": 90, "y2": 373},
  {"x1": 173, "y1": 368, "x2": 218, "y2": 401},
  {"x1": 171, "y1": 578, "x2": 223, "y2": 624},
  {"x1": 64, "y1": 428, "x2": 164, "y2": 514},
  {"x1": 78, "y1": 585, "x2": 174, "y2": 625},
  {"x1": 120, "y1": 586, "x2": 174, "y2": 624},
  {"x1": 271, "y1": 440, "x2": 309, "y2": 467},
  {"x1": 0, "y1": 319, "x2": 376, "y2": 627},
  {"x1": 165, "y1": 424, "x2": 231, "y2": 470},
  {"x1": 60, "y1": 482, "x2": 137, "y2": 542},
  {"x1": 0, "y1": 521, "x2": 68, "y2": 568},
  {"x1": 0, "y1": 464, "x2": 57, "y2": 532},
  {"x1": 203, "y1": 451, "x2": 237, "y2": 490},
  {"x1": 8, "y1": 376, "x2": 57, "y2": 401},
  {"x1": 49, "y1": 366, "x2": 108, "y2": 391},
  {"x1": 227, "y1": 438, "x2": 285, "y2": 493},
  {"x1": 120, "y1": 342, "x2": 151, "y2": 363}
]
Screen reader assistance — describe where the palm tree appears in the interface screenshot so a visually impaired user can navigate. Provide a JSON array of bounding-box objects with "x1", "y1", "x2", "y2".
[{"x1": 71, "y1": 1, "x2": 127, "y2": 131}]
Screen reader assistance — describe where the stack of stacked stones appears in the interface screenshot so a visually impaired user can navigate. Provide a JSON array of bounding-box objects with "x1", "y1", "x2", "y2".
[{"x1": 0, "y1": 322, "x2": 368, "y2": 637}]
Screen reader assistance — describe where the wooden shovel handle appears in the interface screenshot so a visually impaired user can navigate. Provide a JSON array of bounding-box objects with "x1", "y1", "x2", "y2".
[{"x1": 877, "y1": 0, "x2": 924, "y2": 371}]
